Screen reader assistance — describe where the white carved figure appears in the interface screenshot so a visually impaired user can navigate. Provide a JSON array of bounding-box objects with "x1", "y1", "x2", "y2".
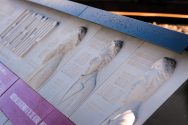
[
  {"x1": 27, "y1": 26, "x2": 88, "y2": 90},
  {"x1": 58, "y1": 40, "x2": 124, "y2": 116},
  {"x1": 101, "y1": 57, "x2": 177, "y2": 125}
]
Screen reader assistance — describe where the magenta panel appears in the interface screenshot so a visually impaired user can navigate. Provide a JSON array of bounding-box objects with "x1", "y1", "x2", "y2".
[
  {"x1": 0, "y1": 63, "x2": 75, "y2": 125},
  {"x1": 40, "y1": 109, "x2": 75, "y2": 125},
  {"x1": 0, "y1": 63, "x2": 18, "y2": 96},
  {"x1": 0, "y1": 79, "x2": 54, "y2": 125}
]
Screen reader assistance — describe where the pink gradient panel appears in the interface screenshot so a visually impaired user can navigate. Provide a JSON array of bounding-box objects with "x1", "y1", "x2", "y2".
[
  {"x1": 0, "y1": 79, "x2": 54, "y2": 125},
  {"x1": 0, "y1": 63, "x2": 18, "y2": 96},
  {"x1": 40, "y1": 109, "x2": 75, "y2": 125}
]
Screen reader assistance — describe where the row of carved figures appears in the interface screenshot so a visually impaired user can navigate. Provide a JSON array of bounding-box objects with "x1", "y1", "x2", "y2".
[
  {"x1": 27, "y1": 25, "x2": 176, "y2": 125},
  {"x1": 0, "y1": 10, "x2": 177, "y2": 125},
  {"x1": 27, "y1": 25, "x2": 125, "y2": 117}
]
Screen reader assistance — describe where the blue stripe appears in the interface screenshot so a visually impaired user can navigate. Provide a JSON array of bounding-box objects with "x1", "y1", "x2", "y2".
[{"x1": 29, "y1": 0, "x2": 88, "y2": 16}]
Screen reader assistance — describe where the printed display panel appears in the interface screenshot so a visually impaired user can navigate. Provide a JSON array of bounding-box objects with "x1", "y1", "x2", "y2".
[{"x1": 0, "y1": 0, "x2": 187, "y2": 125}]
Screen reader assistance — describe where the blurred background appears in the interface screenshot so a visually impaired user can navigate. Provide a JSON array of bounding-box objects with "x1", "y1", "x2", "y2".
[{"x1": 72, "y1": 0, "x2": 188, "y2": 34}]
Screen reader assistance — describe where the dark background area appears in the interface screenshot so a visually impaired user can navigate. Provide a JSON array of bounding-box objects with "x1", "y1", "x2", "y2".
[
  {"x1": 144, "y1": 80, "x2": 188, "y2": 125},
  {"x1": 72, "y1": 0, "x2": 188, "y2": 14}
]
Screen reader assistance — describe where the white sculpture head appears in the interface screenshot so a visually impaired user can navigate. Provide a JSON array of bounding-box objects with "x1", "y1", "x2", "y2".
[
  {"x1": 77, "y1": 26, "x2": 88, "y2": 45},
  {"x1": 111, "y1": 40, "x2": 124, "y2": 56},
  {"x1": 151, "y1": 57, "x2": 176, "y2": 74}
]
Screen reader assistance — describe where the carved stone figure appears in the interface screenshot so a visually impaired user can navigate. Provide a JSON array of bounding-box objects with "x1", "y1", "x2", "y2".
[
  {"x1": 58, "y1": 40, "x2": 124, "y2": 116},
  {"x1": 101, "y1": 57, "x2": 176, "y2": 125},
  {"x1": 27, "y1": 26, "x2": 88, "y2": 90}
]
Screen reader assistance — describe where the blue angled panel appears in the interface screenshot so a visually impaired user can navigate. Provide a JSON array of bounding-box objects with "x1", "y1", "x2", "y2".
[
  {"x1": 28, "y1": 0, "x2": 188, "y2": 53},
  {"x1": 80, "y1": 7, "x2": 188, "y2": 53},
  {"x1": 29, "y1": 0, "x2": 88, "y2": 16}
]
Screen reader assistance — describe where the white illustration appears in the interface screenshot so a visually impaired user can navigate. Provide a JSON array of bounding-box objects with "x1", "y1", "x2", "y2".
[
  {"x1": 27, "y1": 26, "x2": 88, "y2": 90},
  {"x1": 101, "y1": 57, "x2": 177, "y2": 125},
  {"x1": 58, "y1": 40, "x2": 124, "y2": 116}
]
